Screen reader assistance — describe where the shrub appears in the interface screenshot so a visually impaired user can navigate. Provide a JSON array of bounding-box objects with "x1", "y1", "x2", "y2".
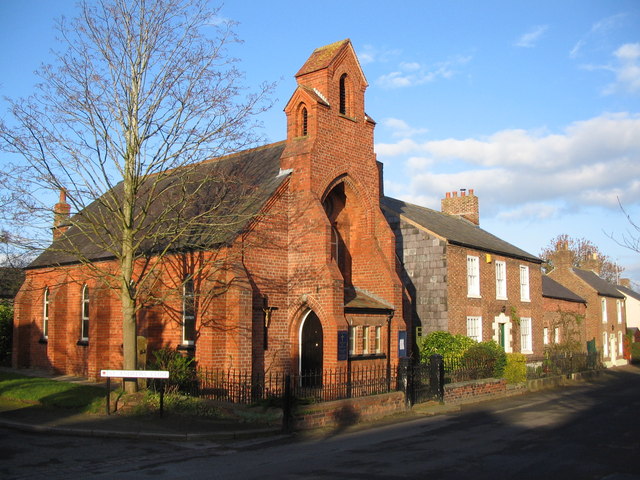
[
  {"x1": 462, "y1": 341, "x2": 507, "y2": 378},
  {"x1": 148, "y1": 347, "x2": 196, "y2": 394},
  {"x1": 503, "y1": 353, "x2": 527, "y2": 384},
  {"x1": 0, "y1": 303, "x2": 13, "y2": 366},
  {"x1": 419, "y1": 331, "x2": 475, "y2": 363},
  {"x1": 631, "y1": 342, "x2": 640, "y2": 364}
]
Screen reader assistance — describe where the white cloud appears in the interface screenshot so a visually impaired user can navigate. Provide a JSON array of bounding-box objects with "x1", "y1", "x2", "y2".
[
  {"x1": 570, "y1": 13, "x2": 627, "y2": 58},
  {"x1": 376, "y1": 55, "x2": 471, "y2": 89},
  {"x1": 514, "y1": 25, "x2": 548, "y2": 48},
  {"x1": 604, "y1": 43, "x2": 640, "y2": 94},
  {"x1": 497, "y1": 203, "x2": 560, "y2": 221},
  {"x1": 375, "y1": 113, "x2": 640, "y2": 218},
  {"x1": 357, "y1": 45, "x2": 401, "y2": 65},
  {"x1": 381, "y1": 118, "x2": 429, "y2": 138}
]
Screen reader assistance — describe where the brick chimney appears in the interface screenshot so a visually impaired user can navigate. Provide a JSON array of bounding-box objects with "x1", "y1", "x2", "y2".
[
  {"x1": 550, "y1": 240, "x2": 574, "y2": 271},
  {"x1": 53, "y1": 189, "x2": 70, "y2": 240},
  {"x1": 580, "y1": 252, "x2": 600, "y2": 275},
  {"x1": 441, "y1": 188, "x2": 479, "y2": 225},
  {"x1": 619, "y1": 278, "x2": 631, "y2": 288}
]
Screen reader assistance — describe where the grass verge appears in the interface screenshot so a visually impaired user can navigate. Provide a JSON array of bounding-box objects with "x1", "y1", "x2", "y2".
[{"x1": 0, "y1": 371, "x2": 105, "y2": 413}]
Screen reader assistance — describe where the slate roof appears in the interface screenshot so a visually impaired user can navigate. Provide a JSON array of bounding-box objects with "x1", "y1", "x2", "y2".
[
  {"x1": 381, "y1": 196, "x2": 541, "y2": 263},
  {"x1": 296, "y1": 40, "x2": 351, "y2": 77},
  {"x1": 28, "y1": 142, "x2": 289, "y2": 269},
  {"x1": 572, "y1": 268, "x2": 625, "y2": 299},
  {"x1": 542, "y1": 275, "x2": 585, "y2": 303},
  {"x1": 616, "y1": 284, "x2": 640, "y2": 302}
]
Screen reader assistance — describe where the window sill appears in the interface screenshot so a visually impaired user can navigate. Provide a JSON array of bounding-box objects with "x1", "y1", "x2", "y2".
[
  {"x1": 338, "y1": 113, "x2": 357, "y2": 122},
  {"x1": 467, "y1": 295, "x2": 482, "y2": 299},
  {"x1": 177, "y1": 344, "x2": 195, "y2": 352},
  {"x1": 38, "y1": 337, "x2": 48, "y2": 344},
  {"x1": 77, "y1": 340, "x2": 89, "y2": 347},
  {"x1": 496, "y1": 296, "x2": 508, "y2": 301},
  {"x1": 349, "y1": 353, "x2": 386, "y2": 361},
  {"x1": 520, "y1": 299, "x2": 531, "y2": 303},
  {"x1": 521, "y1": 350, "x2": 533, "y2": 355}
]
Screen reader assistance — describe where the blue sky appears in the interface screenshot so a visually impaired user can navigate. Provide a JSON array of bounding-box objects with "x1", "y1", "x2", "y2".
[{"x1": 1, "y1": 0, "x2": 639, "y2": 286}]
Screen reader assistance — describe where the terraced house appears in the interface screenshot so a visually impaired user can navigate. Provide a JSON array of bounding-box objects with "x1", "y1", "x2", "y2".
[
  {"x1": 547, "y1": 243, "x2": 627, "y2": 367},
  {"x1": 383, "y1": 191, "x2": 545, "y2": 357}
]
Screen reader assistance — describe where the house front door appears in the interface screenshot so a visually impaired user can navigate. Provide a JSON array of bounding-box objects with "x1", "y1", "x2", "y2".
[{"x1": 499, "y1": 323, "x2": 506, "y2": 350}]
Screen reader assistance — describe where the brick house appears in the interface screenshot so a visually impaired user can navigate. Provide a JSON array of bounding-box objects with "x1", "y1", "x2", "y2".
[
  {"x1": 541, "y1": 275, "x2": 587, "y2": 351},
  {"x1": 616, "y1": 279, "x2": 640, "y2": 343},
  {"x1": 547, "y1": 243, "x2": 627, "y2": 367},
  {"x1": 12, "y1": 40, "x2": 407, "y2": 380},
  {"x1": 382, "y1": 191, "x2": 544, "y2": 357}
]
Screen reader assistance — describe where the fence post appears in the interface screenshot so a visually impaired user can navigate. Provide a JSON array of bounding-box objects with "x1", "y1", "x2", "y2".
[
  {"x1": 398, "y1": 358, "x2": 411, "y2": 407},
  {"x1": 282, "y1": 374, "x2": 292, "y2": 433},
  {"x1": 430, "y1": 354, "x2": 444, "y2": 402}
]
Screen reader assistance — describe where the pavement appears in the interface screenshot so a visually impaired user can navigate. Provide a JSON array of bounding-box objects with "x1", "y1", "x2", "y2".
[
  {"x1": 0, "y1": 367, "x2": 284, "y2": 441},
  {"x1": 4, "y1": 365, "x2": 585, "y2": 442}
]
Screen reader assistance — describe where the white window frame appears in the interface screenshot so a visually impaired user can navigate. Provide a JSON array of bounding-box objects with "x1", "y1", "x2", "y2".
[
  {"x1": 519, "y1": 265, "x2": 530, "y2": 302},
  {"x1": 495, "y1": 261, "x2": 507, "y2": 300},
  {"x1": 43, "y1": 287, "x2": 50, "y2": 339},
  {"x1": 349, "y1": 326, "x2": 356, "y2": 355},
  {"x1": 617, "y1": 299, "x2": 622, "y2": 324},
  {"x1": 520, "y1": 317, "x2": 532, "y2": 354},
  {"x1": 466, "y1": 316, "x2": 483, "y2": 342},
  {"x1": 603, "y1": 331, "x2": 609, "y2": 357},
  {"x1": 554, "y1": 327, "x2": 560, "y2": 344},
  {"x1": 467, "y1": 255, "x2": 480, "y2": 297},
  {"x1": 601, "y1": 298, "x2": 608, "y2": 323},
  {"x1": 375, "y1": 326, "x2": 381, "y2": 354},
  {"x1": 618, "y1": 331, "x2": 623, "y2": 356},
  {"x1": 362, "y1": 326, "x2": 370, "y2": 354},
  {"x1": 543, "y1": 327, "x2": 549, "y2": 345},
  {"x1": 182, "y1": 278, "x2": 196, "y2": 345},
  {"x1": 81, "y1": 284, "x2": 90, "y2": 341}
]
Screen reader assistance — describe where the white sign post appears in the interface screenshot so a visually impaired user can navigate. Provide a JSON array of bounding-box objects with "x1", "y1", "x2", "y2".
[{"x1": 100, "y1": 369, "x2": 170, "y2": 415}]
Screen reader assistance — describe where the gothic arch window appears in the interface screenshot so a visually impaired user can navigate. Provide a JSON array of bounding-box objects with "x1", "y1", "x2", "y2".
[
  {"x1": 301, "y1": 106, "x2": 308, "y2": 136},
  {"x1": 182, "y1": 277, "x2": 196, "y2": 346},
  {"x1": 43, "y1": 287, "x2": 50, "y2": 339},
  {"x1": 330, "y1": 225, "x2": 339, "y2": 262},
  {"x1": 339, "y1": 73, "x2": 348, "y2": 115},
  {"x1": 81, "y1": 284, "x2": 89, "y2": 341}
]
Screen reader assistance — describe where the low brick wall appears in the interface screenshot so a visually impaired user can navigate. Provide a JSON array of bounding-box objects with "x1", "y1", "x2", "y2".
[
  {"x1": 444, "y1": 378, "x2": 512, "y2": 405},
  {"x1": 291, "y1": 391, "x2": 406, "y2": 430}
]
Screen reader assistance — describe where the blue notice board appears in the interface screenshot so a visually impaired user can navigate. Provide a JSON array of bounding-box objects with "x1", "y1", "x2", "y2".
[
  {"x1": 398, "y1": 330, "x2": 407, "y2": 358},
  {"x1": 337, "y1": 330, "x2": 349, "y2": 361}
]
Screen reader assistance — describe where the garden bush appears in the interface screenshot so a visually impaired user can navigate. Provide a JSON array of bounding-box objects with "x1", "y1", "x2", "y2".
[
  {"x1": 0, "y1": 303, "x2": 13, "y2": 366},
  {"x1": 462, "y1": 340, "x2": 507, "y2": 378},
  {"x1": 148, "y1": 347, "x2": 197, "y2": 394},
  {"x1": 503, "y1": 353, "x2": 527, "y2": 384},
  {"x1": 631, "y1": 342, "x2": 640, "y2": 364},
  {"x1": 419, "y1": 331, "x2": 475, "y2": 363}
]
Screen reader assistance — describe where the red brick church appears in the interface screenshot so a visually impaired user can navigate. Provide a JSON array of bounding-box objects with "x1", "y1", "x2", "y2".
[{"x1": 12, "y1": 40, "x2": 409, "y2": 379}]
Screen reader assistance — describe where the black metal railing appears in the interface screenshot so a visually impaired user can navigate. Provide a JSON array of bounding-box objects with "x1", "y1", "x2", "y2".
[
  {"x1": 178, "y1": 351, "x2": 602, "y2": 408},
  {"x1": 525, "y1": 352, "x2": 602, "y2": 379},
  {"x1": 187, "y1": 363, "x2": 400, "y2": 405},
  {"x1": 443, "y1": 356, "x2": 497, "y2": 383}
]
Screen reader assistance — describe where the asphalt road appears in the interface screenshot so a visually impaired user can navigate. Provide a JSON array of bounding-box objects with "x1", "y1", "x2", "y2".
[{"x1": 3, "y1": 366, "x2": 640, "y2": 480}]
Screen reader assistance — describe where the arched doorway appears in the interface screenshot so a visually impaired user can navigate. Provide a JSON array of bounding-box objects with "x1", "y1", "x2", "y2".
[{"x1": 300, "y1": 311, "x2": 323, "y2": 386}]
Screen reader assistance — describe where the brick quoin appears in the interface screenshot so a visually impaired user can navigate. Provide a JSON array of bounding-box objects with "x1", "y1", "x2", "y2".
[{"x1": 13, "y1": 40, "x2": 408, "y2": 380}]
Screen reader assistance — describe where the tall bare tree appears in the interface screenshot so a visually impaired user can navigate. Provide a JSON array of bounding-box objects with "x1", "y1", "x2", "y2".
[
  {"x1": 0, "y1": 0, "x2": 274, "y2": 383},
  {"x1": 540, "y1": 234, "x2": 624, "y2": 284}
]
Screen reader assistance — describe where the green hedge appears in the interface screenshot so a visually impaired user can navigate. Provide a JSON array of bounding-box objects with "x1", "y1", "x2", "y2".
[{"x1": 503, "y1": 353, "x2": 527, "y2": 384}]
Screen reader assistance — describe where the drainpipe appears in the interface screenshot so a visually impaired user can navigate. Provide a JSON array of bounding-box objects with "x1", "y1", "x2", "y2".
[{"x1": 387, "y1": 310, "x2": 394, "y2": 391}]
